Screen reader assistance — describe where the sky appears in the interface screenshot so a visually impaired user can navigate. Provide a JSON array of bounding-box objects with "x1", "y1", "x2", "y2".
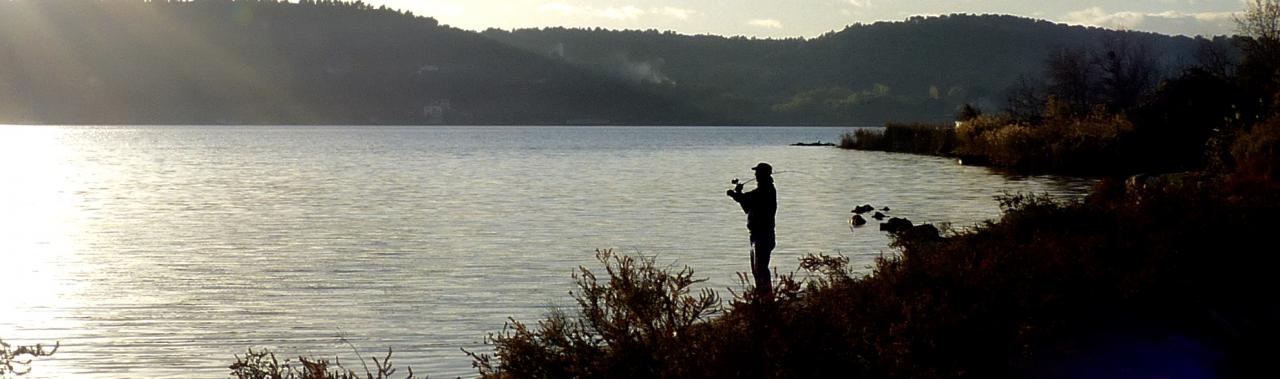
[{"x1": 363, "y1": 0, "x2": 1249, "y2": 39}]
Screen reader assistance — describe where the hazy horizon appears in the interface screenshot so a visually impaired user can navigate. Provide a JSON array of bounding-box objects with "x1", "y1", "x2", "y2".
[{"x1": 365, "y1": 0, "x2": 1244, "y2": 39}]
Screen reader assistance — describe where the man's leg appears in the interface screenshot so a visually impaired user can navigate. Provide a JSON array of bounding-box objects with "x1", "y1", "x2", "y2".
[{"x1": 750, "y1": 234, "x2": 775, "y2": 294}]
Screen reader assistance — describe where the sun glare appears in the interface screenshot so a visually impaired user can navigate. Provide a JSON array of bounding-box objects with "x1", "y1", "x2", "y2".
[{"x1": 0, "y1": 126, "x2": 86, "y2": 346}]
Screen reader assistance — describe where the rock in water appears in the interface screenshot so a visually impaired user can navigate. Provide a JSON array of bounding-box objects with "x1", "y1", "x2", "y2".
[
  {"x1": 853, "y1": 204, "x2": 875, "y2": 214},
  {"x1": 880, "y1": 217, "x2": 914, "y2": 233},
  {"x1": 850, "y1": 214, "x2": 868, "y2": 227},
  {"x1": 901, "y1": 224, "x2": 941, "y2": 241},
  {"x1": 872, "y1": 211, "x2": 886, "y2": 220}
]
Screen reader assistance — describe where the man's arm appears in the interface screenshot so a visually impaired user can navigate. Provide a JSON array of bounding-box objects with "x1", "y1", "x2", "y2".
[{"x1": 728, "y1": 187, "x2": 756, "y2": 214}]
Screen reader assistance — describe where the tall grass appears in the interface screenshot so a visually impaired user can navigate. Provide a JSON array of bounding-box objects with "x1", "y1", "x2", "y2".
[
  {"x1": 951, "y1": 102, "x2": 1137, "y2": 174},
  {"x1": 839, "y1": 123, "x2": 956, "y2": 155},
  {"x1": 842, "y1": 99, "x2": 1144, "y2": 174}
]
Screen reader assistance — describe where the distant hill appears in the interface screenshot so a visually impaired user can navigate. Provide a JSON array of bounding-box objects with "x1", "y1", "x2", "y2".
[
  {"x1": 484, "y1": 14, "x2": 1220, "y2": 125},
  {"x1": 0, "y1": 0, "x2": 698, "y2": 125},
  {"x1": 0, "y1": 2, "x2": 1226, "y2": 125}
]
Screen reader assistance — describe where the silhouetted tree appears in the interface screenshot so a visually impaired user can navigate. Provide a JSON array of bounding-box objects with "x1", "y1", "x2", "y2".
[
  {"x1": 1005, "y1": 74, "x2": 1047, "y2": 122},
  {"x1": 1044, "y1": 48, "x2": 1098, "y2": 116},
  {"x1": 1235, "y1": 0, "x2": 1280, "y2": 119},
  {"x1": 956, "y1": 103, "x2": 983, "y2": 121},
  {"x1": 1093, "y1": 34, "x2": 1160, "y2": 113}
]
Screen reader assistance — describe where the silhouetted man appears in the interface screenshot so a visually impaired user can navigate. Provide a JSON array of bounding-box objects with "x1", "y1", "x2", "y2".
[{"x1": 727, "y1": 162, "x2": 777, "y2": 295}]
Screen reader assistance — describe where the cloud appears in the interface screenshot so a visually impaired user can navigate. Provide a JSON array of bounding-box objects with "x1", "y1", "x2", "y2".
[
  {"x1": 537, "y1": 2, "x2": 578, "y2": 16},
  {"x1": 847, "y1": 0, "x2": 873, "y2": 8},
  {"x1": 748, "y1": 18, "x2": 784, "y2": 29},
  {"x1": 596, "y1": 5, "x2": 645, "y2": 20},
  {"x1": 655, "y1": 6, "x2": 696, "y2": 20},
  {"x1": 537, "y1": 2, "x2": 695, "y2": 22},
  {"x1": 379, "y1": 0, "x2": 464, "y2": 18},
  {"x1": 1064, "y1": 7, "x2": 1237, "y2": 36}
]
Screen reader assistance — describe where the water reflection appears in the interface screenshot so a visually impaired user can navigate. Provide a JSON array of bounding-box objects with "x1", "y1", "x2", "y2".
[{"x1": 0, "y1": 126, "x2": 87, "y2": 378}]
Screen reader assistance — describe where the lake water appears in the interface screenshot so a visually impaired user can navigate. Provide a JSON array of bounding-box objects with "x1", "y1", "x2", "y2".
[{"x1": 0, "y1": 125, "x2": 1094, "y2": 378}]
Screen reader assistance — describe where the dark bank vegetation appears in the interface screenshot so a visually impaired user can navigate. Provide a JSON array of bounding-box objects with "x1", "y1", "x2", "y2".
[
  {"x1": 468, "y1": 118, "x2": 1280, "y2": 376},
  {"x1": 229, "y1": 348, "x2": 415, "y2": 379},
  {"x1": 839, "y1": 123, "x2": 957, "y2": 156},
  {"x1": 841, "y1": 2, "x2": 1280, "y2": 175}
]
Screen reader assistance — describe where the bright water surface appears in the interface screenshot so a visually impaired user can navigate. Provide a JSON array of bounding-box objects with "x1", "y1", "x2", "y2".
[{"x1": 0, "y1": 125, "x2": 1095, "y2": 378}]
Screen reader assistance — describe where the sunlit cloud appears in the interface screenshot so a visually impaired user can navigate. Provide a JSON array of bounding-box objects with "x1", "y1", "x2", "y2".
[
  {"x1": 747, "y1": 18, "x2": 783, "y2": 29},
  {"x1": 848, "y1": 0, "x2": 873, "y2": 8},
  {"x1": 380, "y1": 0, "x2": 464, "y2": 18},
  {"x1": 655, "y1": 6, "x2": 696, "y2": 20},
  {"x1": 537, "y1": 2, "x2": 578, "y2": 16},
  {"x1": 535, "y1": 2, "x2": 654, "y2": 21},
  {"x1": 1064, "y1": 6, "x2": 1236, "y2": 36},
  {"x1": 596, "y1": 5, "x2": 645, "y2": 20}
]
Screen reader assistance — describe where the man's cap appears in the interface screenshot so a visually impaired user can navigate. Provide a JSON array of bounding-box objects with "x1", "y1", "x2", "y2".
[{"x1": 752, "y1": 162, "x2": 773, "y2": 174}]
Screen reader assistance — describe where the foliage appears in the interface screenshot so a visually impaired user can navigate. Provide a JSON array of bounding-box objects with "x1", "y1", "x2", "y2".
[
  {"x1": 1231, "y1": 116, "x2": 1280, "y2": 182},
  {"x1": 838, "y1": 123, "x2": 956, "y2": 155},
  {"x1": 229, "y1": 348, "x2": 415, "y2": 379},
  {"x1": 843, "y1": 26, "x2": 1263, "y2": 176},
  {"x1": 839, "y1": 128, "x2": 882, "y2": 150},
  {"x1": 469, "y1": 249, "x2": 720, "y2": 378},
  {"x1": 0, "y1": 339, "x2": 57, "y2": 377}
]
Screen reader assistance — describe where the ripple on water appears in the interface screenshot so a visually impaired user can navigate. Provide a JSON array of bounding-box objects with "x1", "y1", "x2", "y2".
[{"x1": 0, "y1": 126, "x2": 1094, "y2": 378}]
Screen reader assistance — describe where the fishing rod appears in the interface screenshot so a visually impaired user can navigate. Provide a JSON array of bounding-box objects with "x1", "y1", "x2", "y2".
[{"x1": 730, "y1": 170, "x2": 813, "y2": 186}]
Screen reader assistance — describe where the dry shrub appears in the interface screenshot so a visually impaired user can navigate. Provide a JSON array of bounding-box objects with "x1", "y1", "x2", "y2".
[{"x1": 1231, "y1": 116, "x2": 1280, "y2": 181}]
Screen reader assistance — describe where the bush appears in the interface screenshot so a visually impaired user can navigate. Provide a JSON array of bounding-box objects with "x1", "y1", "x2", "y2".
[
  {"x1": 470, "y1": 250, "x2": 720, "y2": 378},
  {"x1": 839, "y1": 123, "x2": 956, "y2": 156},
  {"x1": 229, "y1": 348, "x2": 415, "y2": 379},
  {"x1": 882, "y1": 122, "x2": 957, "y2": 155},
  {"x1": 952, "y1": 102, "x2": 1136, "y2": 174},
  {"x1": 1231, "y1": 116, "x2": 1280, "y2": 182},
  {"x1": 838, "y1": 128, "x2": 885, "y2": 150}
]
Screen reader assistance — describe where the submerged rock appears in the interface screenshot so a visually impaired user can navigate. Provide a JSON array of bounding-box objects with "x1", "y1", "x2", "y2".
[
  {"x1": 872, "y1": 211, "x2": 886, "y2": 221},
  {"x1": 850, "y1": 214, "x2": 868, "y2": 227},
  {"x1": 853, "y1": 204, "x2": 876, "y2": 214}
]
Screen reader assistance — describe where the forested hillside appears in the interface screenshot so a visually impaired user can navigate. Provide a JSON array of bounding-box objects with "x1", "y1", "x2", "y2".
[
  {"x1": 485, "y1": 15, "x2": 1223, "y2": 125},
  {"x1": 0, "y1": 1, "x2": 1230, "y2": 125},
  {"x1": 0, "y1": 0, "x2": 697, "y2": 125}
]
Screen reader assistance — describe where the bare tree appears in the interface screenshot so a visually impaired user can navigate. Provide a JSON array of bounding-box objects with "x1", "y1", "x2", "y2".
[
  {"x1": 1236, "y1": 0, "x2": 1280, "y2": 118},
  {"x1": 1044, "y1": 47, "x2": 1097, "y2": 116},
  {"x1": 1236, "y1": 0, "x2": 1280, "y2": 69},
  {"x1": 1236, "y1": 0, "x2": 1280, "y2": 42},
  {"x1": 1093, "y1": 34, "x2": 1160, "y2": 113}
]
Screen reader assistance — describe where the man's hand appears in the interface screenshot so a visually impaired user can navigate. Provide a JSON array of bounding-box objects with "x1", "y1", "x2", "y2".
[
  {"x1": 735, "y1": 184, "x2": 745, "y2": 192},
  {"x1": 726, "y1": 189, "x2": 736, "y2": 197}
]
